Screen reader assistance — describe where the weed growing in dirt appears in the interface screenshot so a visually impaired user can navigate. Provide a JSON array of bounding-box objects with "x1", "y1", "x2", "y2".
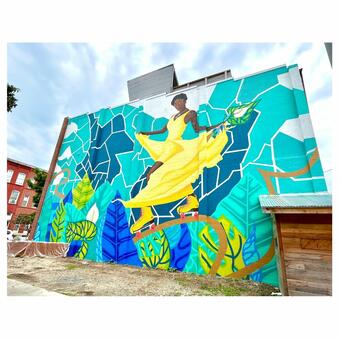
[
  {"x1": 65, "y1": 264, "x2": 79, "y2": 270},
  {"x1": 199, "y1": 283, "x2": 248, "y2": 296},
  {"x1": 167, "y1": 267, "x2": 178, "y2": 272}
]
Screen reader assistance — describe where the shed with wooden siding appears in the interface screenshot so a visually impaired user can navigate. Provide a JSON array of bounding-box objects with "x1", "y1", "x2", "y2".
[{"x1": 259, "y1": 193, "x2": 332, "y2": 296}]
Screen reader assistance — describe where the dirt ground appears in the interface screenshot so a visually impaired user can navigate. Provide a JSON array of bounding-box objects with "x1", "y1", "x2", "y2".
[{"x1": 7, "y1": 256, "x2": 280, "y2": 296}]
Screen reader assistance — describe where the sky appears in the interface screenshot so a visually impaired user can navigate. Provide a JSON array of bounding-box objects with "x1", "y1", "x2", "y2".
[{"x1": 7, "y1": 42, "x2": 333, "y2": 191}]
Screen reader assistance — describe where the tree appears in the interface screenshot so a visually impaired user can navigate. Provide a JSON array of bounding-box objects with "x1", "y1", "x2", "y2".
[
  {"x1": 27, "y1": 168, "x2": 47, "y2": 207},
  {"x1": 15, "y1": 213, "x2": 36, "y2": 225},
  {"x1": 7, "y1": 83, "x2": 20, "y2": 112}
]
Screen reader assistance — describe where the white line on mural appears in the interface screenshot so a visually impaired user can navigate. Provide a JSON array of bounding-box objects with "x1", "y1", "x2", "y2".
[
  {"x1": 252, "y1": 83, "x2": 280, "y2": 102},
  {"x1": 235, "y1": 79, "x2": 244, "y2": 104}
]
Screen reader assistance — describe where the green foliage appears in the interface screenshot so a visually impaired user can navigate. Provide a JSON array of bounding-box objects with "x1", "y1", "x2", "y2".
[
  {"x1": 227, "y1": 101, "x2": 258, "y2": 125},
  {"x1": 15, "y1": 213, "x2": 35, "y2": 225},
  {"x1": 50, "y1": 202, "x2": 66, "y2": 242},
  {"x1": 7, "y1": 83, "x2": 20, "y2": 112},
  {"x1": 72, "y1": 173, "x2": 94, "y2": 210},
  {"x1": 27, "y1": 168, "x2": 47, "y2": 207},
  {"x1": 66, "y1": 220, "x2": 97, "y2": 259},
  {"x1": 139, "y1": 231, "x2": 170, "y2": 270}
]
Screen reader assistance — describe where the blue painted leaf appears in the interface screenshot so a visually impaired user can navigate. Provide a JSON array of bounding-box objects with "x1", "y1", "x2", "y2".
[
  {"x1": 67, "y1": 240, "x2": 82, "y2": 257},
  {"x1": 170, "y1": 224, "x2": 191, "y2": 271},
  {"x1": 33, "y1": 223, "x2": 40, "y2": 241},
  {"x1": 63, "y1": 189, "x2": 73, "y2": 205},
  {"x1": 242, "y1": 225, "x2": 263, "y2": 281},
  {"x1": 44, "y1": 201, "x2": 59, "y2": 241},
  {"x1": 101, "y1": 191, "x2": 142, "y2": 266}
]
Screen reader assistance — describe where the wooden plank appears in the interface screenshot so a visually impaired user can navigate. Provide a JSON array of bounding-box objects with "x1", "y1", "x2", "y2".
[
  {"x1": 281, "y1": 237, "x2": 301, "y2": 249},
  {"x1": 279, "y1": 214, "x2": 332, "y2": 224},
  {"x1": 281, "y1": 228, "x2": 332, "y2": 240},
  {"x1": 282, "y1": 240, "x2": 332, "y2": 253},
  {"x1": 285, "y1": 259, "x2": 332, "y2": 273},
  {"x1": 284, "y1": 249, "x2": 332, "y2": 261},
  {"x1": 289, "y1": 290, "x2": 323, "y2": 296},
  {"x1": 263, "y1": 207, "x2": 331, "y2": 214},
  {"x1": 274, "y1": 217, "x2": 289, "y2": 295},
  {"x1": 281, "y1": 223, "x2": 332, "y2": 232},
  {"x1": 286, "y1": 267, "x2": 332, "y2": 283},
  {"x1": 287, "y1": 278, "x2": 332, "y2": 295},
  {"x1": 300, "y1": 239, "x2": 332, "y2": 251}
]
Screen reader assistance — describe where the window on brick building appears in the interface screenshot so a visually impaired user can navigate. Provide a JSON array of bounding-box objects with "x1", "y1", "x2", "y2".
[
  {"x1": 22, "y1": 195, "x2": 30, "y2": 207},
  {"x1": 15, "y1": 172, "x2": 26, "y2": 185},
  {"x1": 7, "y1": 169, "x2": 14, "y2": 183},
  {"x1": 9, "y1": 190, "x2": 20, "y2": 204}
]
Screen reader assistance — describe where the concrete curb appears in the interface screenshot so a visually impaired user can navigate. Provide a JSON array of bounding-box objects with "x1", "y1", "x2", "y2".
[{"x1": 7, "y1": 279, "x2": 65, "y2": 296}]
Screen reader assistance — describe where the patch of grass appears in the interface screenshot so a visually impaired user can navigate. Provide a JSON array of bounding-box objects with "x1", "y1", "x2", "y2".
[
  {"x1": 167, "y1": 267, "x2": 178, "y2": 272},
  {"x1": 175, "y1": 277, "x2": 191, "y2": 286},
  {"x1": 199, "y1": 283, "x2": 248, "y2": 296},
  {"x1": 65, "y1": 264, "x2": 79, "y2": 270}
]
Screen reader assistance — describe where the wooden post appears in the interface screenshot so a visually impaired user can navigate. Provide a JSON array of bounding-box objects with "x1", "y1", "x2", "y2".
[
  {"x1": 28, "y1": 117, "x2": 69, "y2": 240},
  {"x1": 273, "y1": 215, "x2": 289, "y2": 296}
]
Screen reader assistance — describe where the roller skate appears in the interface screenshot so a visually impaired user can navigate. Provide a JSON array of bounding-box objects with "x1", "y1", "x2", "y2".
[
  {"x1": 130, "y1": 206, "x2": 156, "y2": 238},
  {"x1": 177, "y1": 194, "x2": 199, "y2": 220}
]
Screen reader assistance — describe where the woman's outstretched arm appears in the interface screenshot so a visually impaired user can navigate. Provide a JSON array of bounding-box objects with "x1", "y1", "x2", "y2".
[
  {"x1": 139, "y1": 124, "x2": 168, "y2": 136},
  {"x1": 185, "y1": 110, "x2": 224, "y2": 133}
]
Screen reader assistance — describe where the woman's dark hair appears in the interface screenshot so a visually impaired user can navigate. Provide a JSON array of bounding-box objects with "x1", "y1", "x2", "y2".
[{"x1": 171, "y1": 93, "x2": 187, "y2": 106}]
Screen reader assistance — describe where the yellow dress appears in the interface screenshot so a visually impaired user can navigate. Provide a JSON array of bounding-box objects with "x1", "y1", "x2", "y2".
[{"x1": 122, "y1": 110, "x2": 229, "y2": 208}]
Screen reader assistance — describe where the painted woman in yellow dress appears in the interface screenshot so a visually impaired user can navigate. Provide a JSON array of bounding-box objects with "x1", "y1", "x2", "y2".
[{"x1": 122, "y1": 93, "x2": 230, "y2": 234}]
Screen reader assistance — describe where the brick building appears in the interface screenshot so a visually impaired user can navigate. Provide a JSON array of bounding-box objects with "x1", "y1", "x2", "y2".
[{"x1": 7, "y1": 158, "x2": 46, "y2": 233}]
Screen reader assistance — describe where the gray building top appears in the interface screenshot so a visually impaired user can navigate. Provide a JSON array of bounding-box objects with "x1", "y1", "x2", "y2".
[
  {"x1": 127, "y1": 64, "x2": 178, "y2": 101},
  {"x1": 127, "y1": 64, "x2": 232, "y2": 101},
  {"x1": 259, "y1": 193, "x2": 332, "y2": 209}
]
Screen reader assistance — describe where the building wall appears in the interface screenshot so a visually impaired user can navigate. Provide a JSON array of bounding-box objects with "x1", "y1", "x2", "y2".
[
  {"x1": 35, "y1": 64, "x2": 327, "y2": 287},
  {"x1": 7, "y1": 160, "x2": 38, "y2": 232}
]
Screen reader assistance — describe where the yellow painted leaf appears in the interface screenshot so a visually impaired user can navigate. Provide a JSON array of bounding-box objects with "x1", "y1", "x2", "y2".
[
  {"x1": 198, "y1": 215, "x2": 246, "y2": 276},
  {"x1": 72, "y1": 173, "x2": 94, "y2": 210}
]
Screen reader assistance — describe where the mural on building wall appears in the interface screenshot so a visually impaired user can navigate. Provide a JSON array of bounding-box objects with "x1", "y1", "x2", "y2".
[{"x1": 34, "y1": 64, "x2": 327, "y2": 287}]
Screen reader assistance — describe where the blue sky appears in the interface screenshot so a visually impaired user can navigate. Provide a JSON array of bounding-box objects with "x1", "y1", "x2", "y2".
[{"x1": 7, "y1": 43, "x2": 333, "y2": 191}]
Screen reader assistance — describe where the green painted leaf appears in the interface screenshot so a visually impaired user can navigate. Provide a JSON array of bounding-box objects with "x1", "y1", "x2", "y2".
[
  {"x1": 213, "y1": 174, "x2": 272, "y2": 237},
  {"x1": 50, "y1": 201, "x2": 66, "y2": 242},
  {"x1": 227, "y1": 101, "x2": 258, "y2": 125},
  {"x1": 66, "y1": 220, "x2": 97, "y2": 260},
  {"x1": 212, "y1": 174, "x2": 278, "y2": 285},
  {"x1": 138, "y1": 231, "x2": 170, "y2": 270},
  {"x1": 198, "y1": 215, "x2": 246, "y2": 276},
  {"x1": 75, "y1": 241, "x2": 89, "y2": 259},
  {"x1": 66, "y1": 220, "x2": 97, "y2": 242},
  {"x1": 72, "y1": 173, "x2": 94, "y2": 210}
]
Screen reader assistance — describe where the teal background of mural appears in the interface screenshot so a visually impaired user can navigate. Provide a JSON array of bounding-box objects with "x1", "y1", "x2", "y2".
[{"x1": 35, "y1": 64, "x2": 327, "y2": 287}]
